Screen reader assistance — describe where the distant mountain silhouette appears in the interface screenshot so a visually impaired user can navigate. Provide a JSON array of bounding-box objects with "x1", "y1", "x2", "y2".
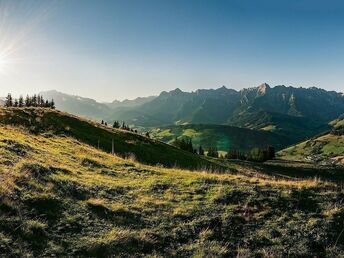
[
  {"x1": 40, "y1": 90, "x2": 112, "y2": 120},
  {"x1": 40, "y1": 90, "x2": 155, "y2": 120}
]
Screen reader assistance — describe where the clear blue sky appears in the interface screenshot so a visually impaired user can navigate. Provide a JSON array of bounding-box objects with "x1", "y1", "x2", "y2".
[{"x1": 1, "y1": 0, "x2": 344, "y2": 101}]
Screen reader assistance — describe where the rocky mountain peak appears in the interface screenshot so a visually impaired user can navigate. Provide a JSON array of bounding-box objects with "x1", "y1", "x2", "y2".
[{"x1": 257, "y1": 83, "x2": 270, "y2": 95}]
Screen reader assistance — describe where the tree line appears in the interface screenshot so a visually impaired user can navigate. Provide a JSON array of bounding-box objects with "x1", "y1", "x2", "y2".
[
  {"x1": 3, "y1": 93, "x2": 55, "y2": 109},
  {"x1": 100, "y1": 119, "x2": 151, "y2": 138},
  {"x1": 172, "y1": 137, "x2": 275, "y2": 162}
]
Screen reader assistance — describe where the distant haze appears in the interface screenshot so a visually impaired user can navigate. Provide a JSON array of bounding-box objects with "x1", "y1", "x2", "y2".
[{"x1": 1, "y1": 0, "x2": 344, "y2": 101}]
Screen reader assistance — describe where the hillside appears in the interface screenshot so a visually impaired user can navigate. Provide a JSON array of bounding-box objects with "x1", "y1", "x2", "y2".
[
  {"x1": 1, "y1": 124, "x2": 344, "y2": 257},
  {"x1": 151, "y1": 124, "x2": 292, "y2": 152},
  {"x1": 278, "y1": 116, "x2": 344, "y2": 165},
  {"x1": 0, "y1": 108, "x2": 214, "y2": 170}
]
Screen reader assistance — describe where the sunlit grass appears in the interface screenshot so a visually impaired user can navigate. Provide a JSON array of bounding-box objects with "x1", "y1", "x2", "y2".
[{"x1": 0, "y1": 113, "x2": 343, "y2": 257}]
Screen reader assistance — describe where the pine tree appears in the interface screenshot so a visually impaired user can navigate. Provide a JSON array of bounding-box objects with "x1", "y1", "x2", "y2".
[
  {"x1": 37, "y1": 95, "x2": 41, "y2": 107},
  {"x1": 113, "y1": 121, "x2": 120, "y2": 128},
  {"x1": 49, "y1": 99, "x2": 55, "y2": 109},
  {"x1": 198, "y1": 145, "x2": 204, "y2": 155},
  {"x1": 25, "y1": 95, "x2": 31, "y2": 107},
  {"x1": 40, "y1": 95, "x2": 45, "y2": 107},
  {"x1": 207, "y1": 146, "x2": 219, "y2": 158},
  {"x1": 267, "y1": 146, "x2": 275, "y2": 159},
  {"x1": 32, "y1": 94, "x2": 37, "y2": 107},
  {"x1": 226, "y1": 149, "x2": 239, "y2": 159},
  {"x1": 41, "y1": 95, "x2": 45, "y2": 107},
  {"x1": 18, "y1": 96, "x2": 24, "y2": 107},
  {"x1": 13, "y1": 99, "x2": 19, "y2": 107},
  {"x1": 5, "y1": 93, "x2": 13, "y2": 107}
]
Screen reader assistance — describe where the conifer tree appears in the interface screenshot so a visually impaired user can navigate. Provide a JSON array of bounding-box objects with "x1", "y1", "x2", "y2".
[
  {"x1": 25, "y1": 95, "x2": 31, "y2": 107},
  {"x1": 4, "y1": 94, "x2": 11, "y2": 107},
  {"x1": 198, "y1": 145, "x2": 204, "y2": 155},
  {"x1": 18, "y1": 96, "x2": 24, "y2": 107},
  {"x1": 5, "y1": 93, "x2": 13, "y2": 107},
  {"x1": 267, "y1": 146, "x2": 275, "y2": 159},
  {"x1": 32, "y1": 94, "x2": 37, "y2": 107},
  {"x1": 207, "y1": 146, "x2": 219, "y2": 158},
  {"x1": 37, "y1": 95, "x2": 41, "y2": 106},
  {"x1": 49, "y1": 99, "x2": 55, "y2": 109},
  {"x1": 113, "y1": 121, "x2": 120, "y2": 128}
]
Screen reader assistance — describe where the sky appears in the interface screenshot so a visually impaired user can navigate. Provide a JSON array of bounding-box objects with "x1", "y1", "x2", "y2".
[{"x1": 1, "y1": 0, "x2": 344, "y2": 101}]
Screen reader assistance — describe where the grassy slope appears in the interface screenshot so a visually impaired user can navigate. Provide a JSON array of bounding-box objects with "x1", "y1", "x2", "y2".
[
  {"x1": 1, "y1": 125, "x2": 344, "y2": 257},
  {"x1": 0, "y1": 108, "x2": 214, "y2": 170},
  {"x1": 278, "y1": 116, "x2": 344, "y2": 163},
  {"x1": 278, "y1": 134, "x2": 344, "y2": 162},
  {"x1": 151, "y1": 124, "x2": 292, "y2": 152}
]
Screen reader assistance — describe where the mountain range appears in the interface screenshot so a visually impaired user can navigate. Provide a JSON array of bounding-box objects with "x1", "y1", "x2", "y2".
[
  {"x1": 41, "y1": 84, "x2": 344, "y2": 125},
  {"x1": 39, "y1": 84, "x2": 344, "y2": 147},
  {"x1": 40, "y1": 90, "x2": 155, "y2": 120}
]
